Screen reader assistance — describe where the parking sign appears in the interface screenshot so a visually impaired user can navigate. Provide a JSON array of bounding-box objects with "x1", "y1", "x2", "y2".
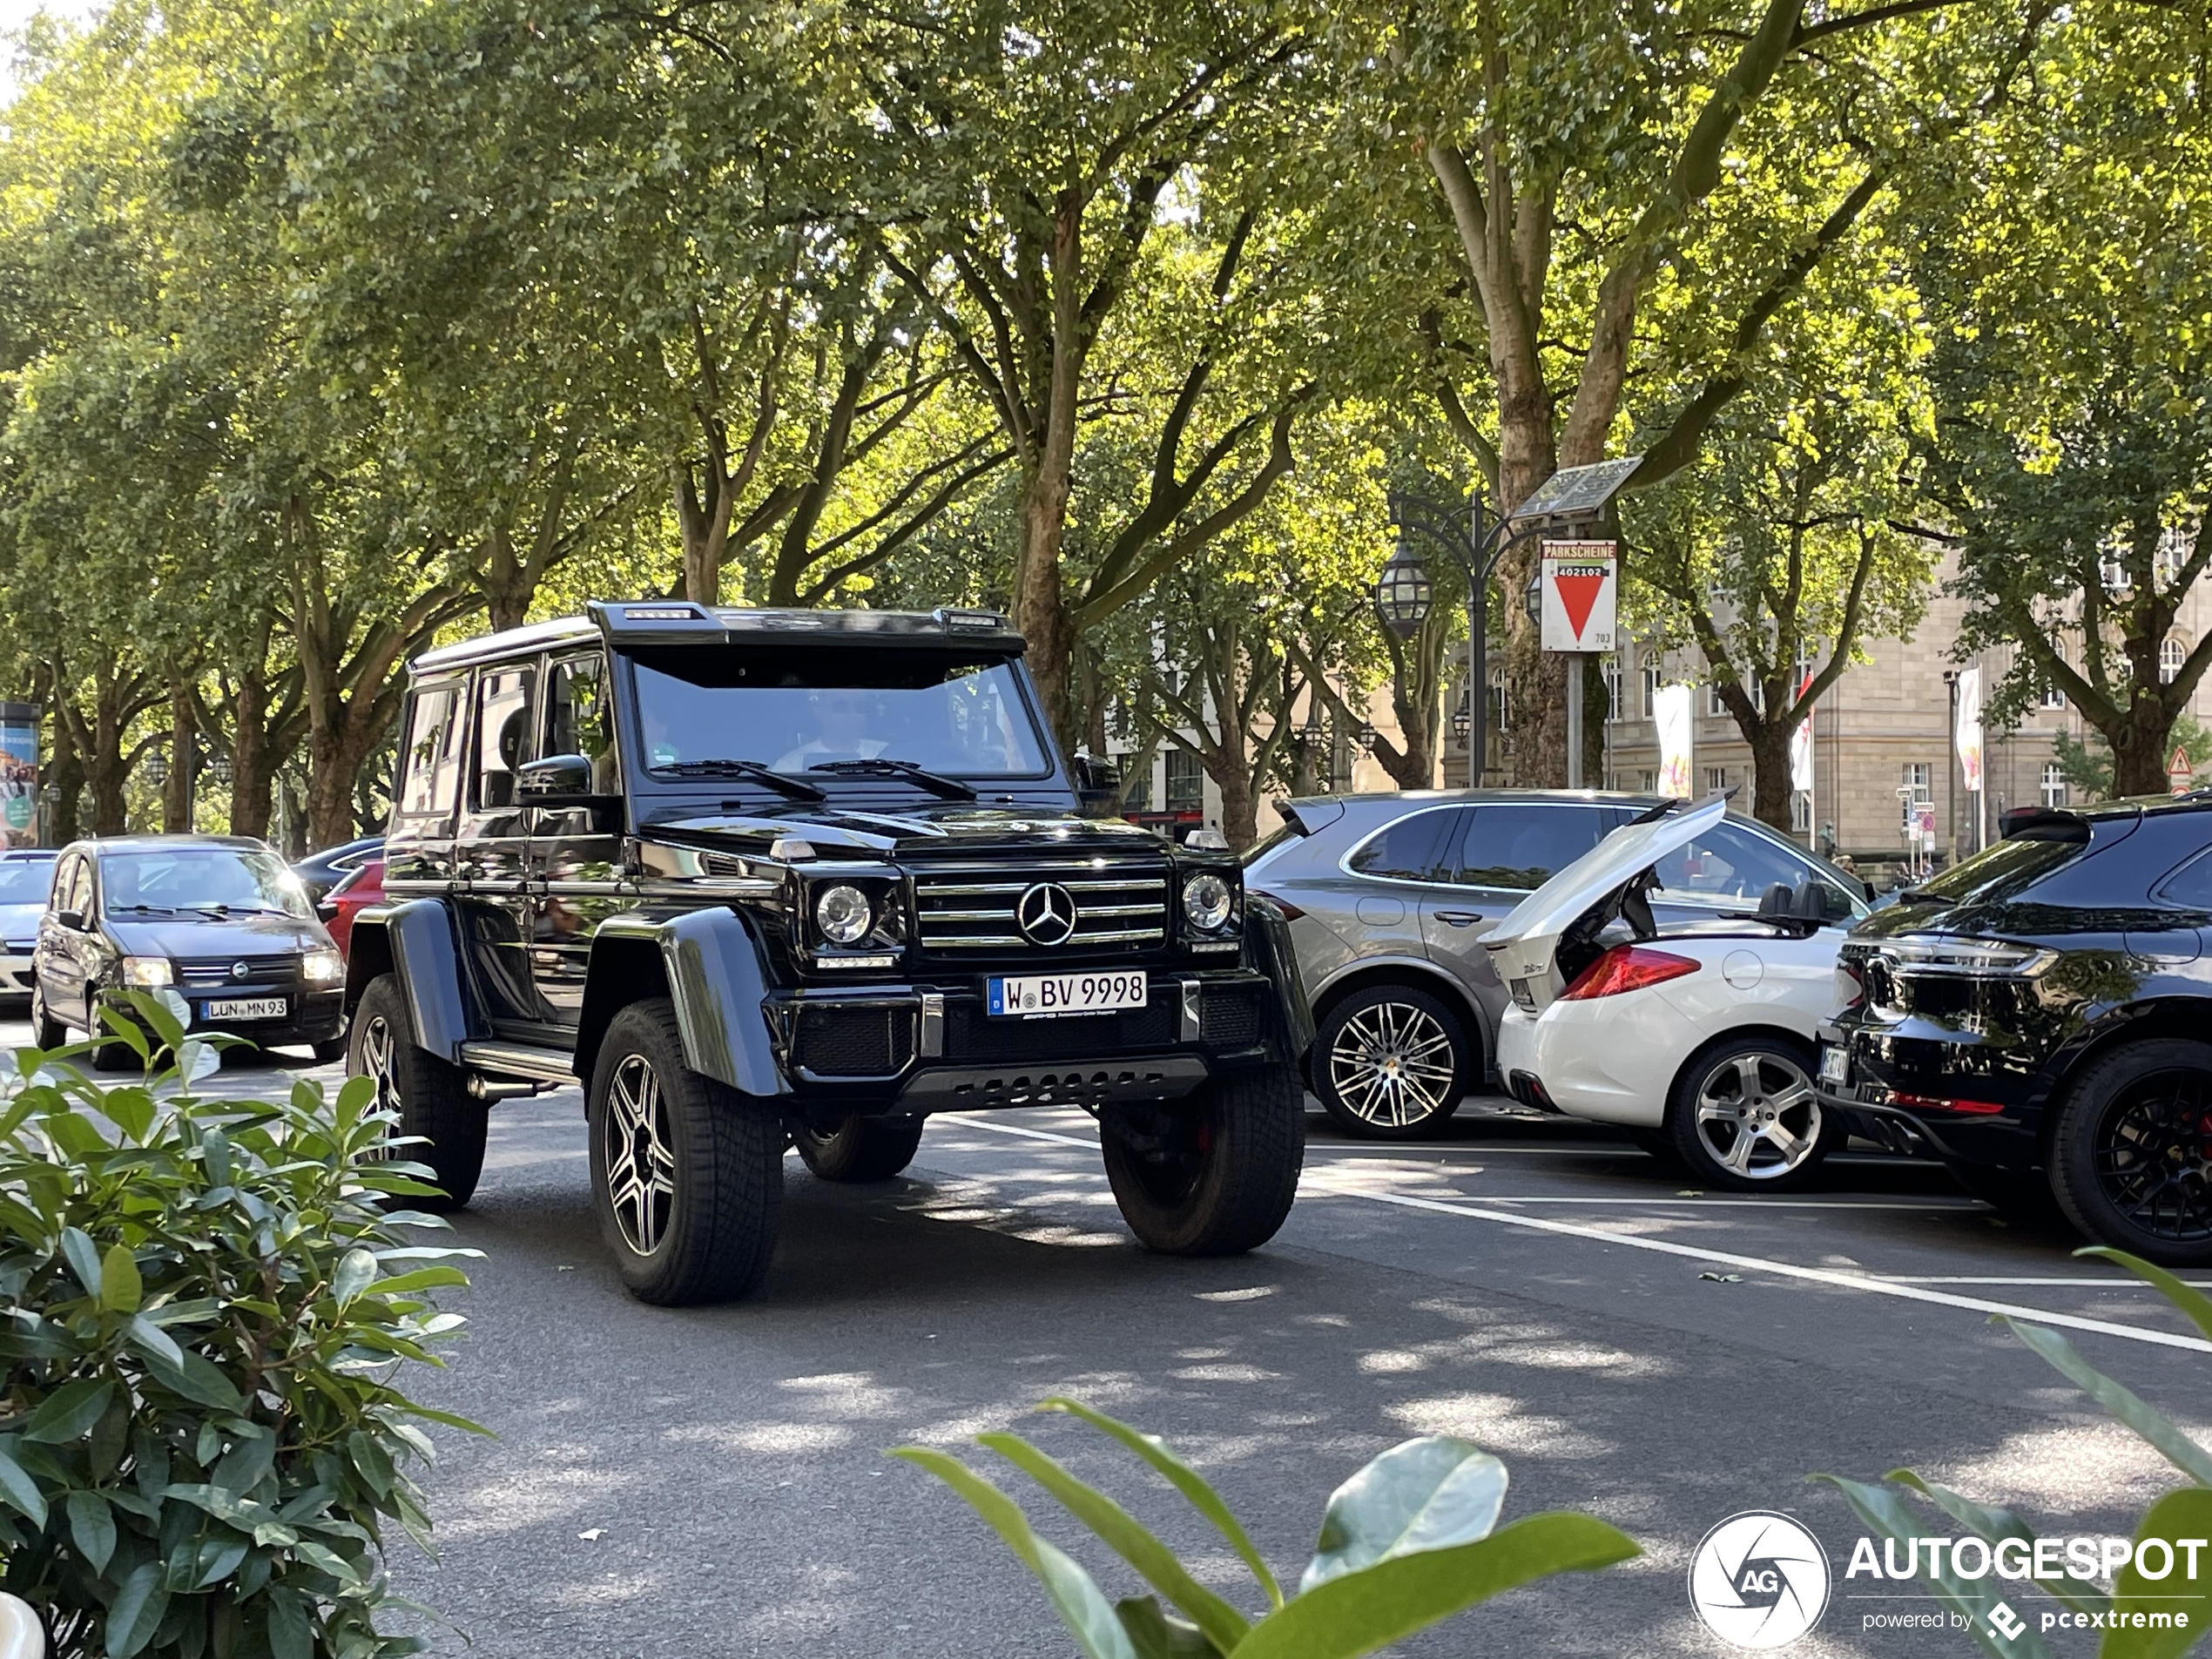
[{"x1": 1541, "y1": 541, "x2": 1616, "y2": 651}]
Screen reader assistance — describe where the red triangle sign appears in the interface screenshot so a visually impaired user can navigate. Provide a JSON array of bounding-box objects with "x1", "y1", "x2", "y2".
[
  {"x1": 1554, "y1": 571, "x2": 1606, "y2": 641},
  {"x1": 2172, "y1": 745, "x2": 2193, "y2": 775}
]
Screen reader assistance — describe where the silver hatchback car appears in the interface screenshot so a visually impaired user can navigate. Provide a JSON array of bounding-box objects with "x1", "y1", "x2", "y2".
[{"x1": 1244, "y1": 790, "x2": 1871, "y2": 1139}]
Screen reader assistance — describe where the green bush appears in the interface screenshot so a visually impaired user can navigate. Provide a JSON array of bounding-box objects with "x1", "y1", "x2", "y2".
[
  {"x1": 894, "y1": 1396, "x2": 1638, "y2": 1659},
  {"x1": 0, "y1": 992, "x2": 484, "y2": 1659},
  {"x1": 1818, "y1": 1247, "x2": 2212, "y2": 1659}
]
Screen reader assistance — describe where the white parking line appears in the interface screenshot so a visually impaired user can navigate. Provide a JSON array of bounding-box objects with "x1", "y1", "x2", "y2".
[
  {"x1": 958, "y1": 1118, "x2": 2212, "y2": 1354},
  {"x1": 1876, "y1": 1276, "x2": 2212, "y2": 1289},
  {"x1": 1468, "y1": 1196, "x2": 1978, "y2": 1211}
]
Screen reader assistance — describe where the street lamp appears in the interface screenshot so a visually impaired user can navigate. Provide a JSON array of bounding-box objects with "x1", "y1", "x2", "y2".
[
  {"x1": 1452, "y1": 691, "x2": 1472, "y2": 745},
  {"x1": 1373, "y1": 541, "x2": 1433, "y2": 639}
]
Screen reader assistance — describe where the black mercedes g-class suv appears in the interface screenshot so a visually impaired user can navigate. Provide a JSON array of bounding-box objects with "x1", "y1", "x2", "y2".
[{"x1": 343, "y1": 601, "x2": 1311, "y2": 1304}]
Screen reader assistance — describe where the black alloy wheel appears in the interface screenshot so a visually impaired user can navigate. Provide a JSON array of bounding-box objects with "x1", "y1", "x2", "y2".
[
  {"x1": 347, "y1": 974, "x2": 488, "y2": 1211},
  {"x1": 1101, "y1": 1062, "x2": 1305, "y2": 1255},
  {"x1": 2051, "y1": 1039, "x2": 2212, "y2": 1265}
]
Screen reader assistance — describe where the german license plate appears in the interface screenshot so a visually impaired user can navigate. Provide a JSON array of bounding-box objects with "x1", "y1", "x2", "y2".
[
  {"x1": 1818, "y1": 1043, "x2": 1850, "y2": 1087},
  {"x1": 204, "y1": 997, "x2": 287, "y2": 1022},
  {"x1": 988, "y1": 972, "x2": 1146, "y2": 1017}
]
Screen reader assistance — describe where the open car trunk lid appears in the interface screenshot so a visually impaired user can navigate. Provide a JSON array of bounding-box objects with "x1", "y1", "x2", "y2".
[{"x1": 1482, "y1": 795, "x2": 1730, "y2": 1012}]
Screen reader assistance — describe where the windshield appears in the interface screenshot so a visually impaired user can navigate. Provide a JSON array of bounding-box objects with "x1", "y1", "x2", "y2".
[
  {"x1": 0, "y1": 860, "x2": 54, "y2": 902},
  {"x1": 99, "y1": 848, "x2": 313, "y2": 919},
  {"x1": 627, "y1": 647, "x2": 1054, "y2": 780},
  {"x1": 1905, "y1": 830, "x2": 2090, "y2": 907}
]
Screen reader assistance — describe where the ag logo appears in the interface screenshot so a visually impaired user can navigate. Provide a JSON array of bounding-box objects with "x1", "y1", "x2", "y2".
[
  {"x1": 1015, "y1": 882, "x2": 1077, "y2": 947},
  {"x1": 1687, "y1": 1511, "x2": 1831, "y2": 1649}
]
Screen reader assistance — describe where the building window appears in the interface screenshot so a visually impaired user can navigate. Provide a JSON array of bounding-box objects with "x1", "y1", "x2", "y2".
[
  {"x1": 1903, "y1": 762, "x2": 1932, "y2": 805},
  {"x1": 2100, "y1": 531, "x2": 2131, "y2": 594},
  {"x1": 2161, "y1": 637, "x2": 2187, "y2": 685},
  {"x1": 1791, "y1": 790, "x2": 1811, "y2": 833},
  {"x1": 2041, "y1": 763, "x2": 2067, "y2": 808},
  {"x1": 1642, "y1": 666, "x2": 1662, "y2": 719},
  {"x1": 1490, "y1": 668, "x2": 1509, "y2": 735},
  {"x1": 1706, "y1": 683, "x2": 1729, "y2": 718},
  {"x1": 1705, "y1": 766, "x2": 1729, "y2": 793},
  {"x1": 1603, "y1": 661, "x2": 1622, "y2": 720},
  {"x1": 1641, "y1": 771, "x2": 1658, "y2": 793},
  {"x1": 1164, "y1": 749, "x2": 1204, "y2": 812},
  {"x1": 2040, "y1": 664, "x2": 2067, "y2": 711},
  {"x1": 2156, "y1": 524, "x2": 2188, "y2": 590},
  {"x1": 1121, "y1": 760, "x2": 1150, "y2": 814}
]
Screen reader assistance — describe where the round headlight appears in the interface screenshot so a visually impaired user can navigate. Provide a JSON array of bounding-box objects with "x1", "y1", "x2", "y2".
[
  {"x1": 816, "y1": 884, "x2": 873, "y2": 945},
  {"x1": 1182, "y1": 872, "x2": 1233, "y2": 933}
]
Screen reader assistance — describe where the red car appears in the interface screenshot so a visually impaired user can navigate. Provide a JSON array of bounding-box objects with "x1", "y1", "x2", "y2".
[{"x1": 318, "y1": 855, "x2": 384, "y2": 958}]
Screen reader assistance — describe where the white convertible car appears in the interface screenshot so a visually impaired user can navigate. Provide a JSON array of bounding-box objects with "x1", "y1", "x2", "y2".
[{"x1": 1486, "y1": 796, "x2": 1871, "y2": 1190}]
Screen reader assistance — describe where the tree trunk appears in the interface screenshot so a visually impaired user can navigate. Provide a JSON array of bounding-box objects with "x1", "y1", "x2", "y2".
[
  {"x1": 674, "y1": 469, "x2": 734, "y2": 606},
  {"x1": 1013, "y1": 457, "x2": 1077, "y2": 745},
  {"x1": 84, "y1": 674, "x2": 131, "y2": 837},
  {"x1": 2110, "y1": 705, "x2": 2178, "y2": 798},
  {"x1": 482, "y1": 524, "x2": 532, "y2": 633},
  {"x1": 305, "y1": 727, "x2": 375, "y2": 850},
  {"x1": 1749, "y1": 718, "x2": 1793, "y2": 831},
  {"x1": 163, "y1": 678, "x2": 197, "y2": 833},
  {"x1": 45, "y1": 701, "x2": 81, "y2": 846},
  {"x1": 227, "y1": 670, "x2": 276, "y2": 840},
  {"x1": 1496, "y1": 394, "x2": 1567, "y2": 787}
]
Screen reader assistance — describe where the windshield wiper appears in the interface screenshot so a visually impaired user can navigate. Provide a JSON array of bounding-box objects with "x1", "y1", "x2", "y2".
[
  {"x1": 654, "y1": 759, "x2": 826, "y2": 802},
  {"x1": 190, "y1": 903, "x2": 288, "y2": 917},
  {"x1": 107, "y1": 903, "x2": 179, "y2": 916},
  {"x1": 807, "y1": 758, "x2": 976, "y2": 800}
]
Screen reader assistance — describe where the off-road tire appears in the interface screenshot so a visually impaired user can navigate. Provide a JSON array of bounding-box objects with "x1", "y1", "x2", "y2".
[
  {"x1": 2048, "y1": 1038, "x2": 2212, "y2": 1266},
  {"x1": 29, "y1": 982, "x2": 67, "y2": 1052},
  {"x1": 1102, "y1": 1062, "x2": 1305, "y2": 1255},
  {"x1": 1311, "y1": 982, "x2": 1473, "y2": 1141},
  {"x1": 794, "y1": 1113, "x2": 927, "y2": 1183},
  {"x1": 348, "y1": 974, "x2": 488, "y2": 1211},
  {"x1": 1668, "y1": 1032, "x2": 1842, "y2": 1193},
  {"x1": 587, "y1": 998, "x2": 783, "y2": 1305}
]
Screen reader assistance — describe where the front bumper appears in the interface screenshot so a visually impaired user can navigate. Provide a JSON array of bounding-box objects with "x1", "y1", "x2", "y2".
[
  {"x1": 99, "y1": 985, "x2": 345, "y2": 1048},
  {"x1": 0, "y1": 951, "x2": 31, "y2": 996},
  {"x1": 770, "y1": 968, "x2": 1285, "y2": 1115}
]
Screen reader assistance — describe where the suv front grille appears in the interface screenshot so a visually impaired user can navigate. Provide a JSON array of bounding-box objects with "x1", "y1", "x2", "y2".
[
  {"x1": 792, "y1": 1003, "x2": 914, "y2": 1077},
  {"x1": 912, "y1": 861, "x2": 1170, "y2": 954}
]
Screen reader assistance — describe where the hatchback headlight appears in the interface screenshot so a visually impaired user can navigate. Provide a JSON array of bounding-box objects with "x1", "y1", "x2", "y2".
[
  {"x1": 303, "y1": 948, "x2": 343, "y2": 983},
  {"x1": 816, "y1": 884, "x2": 873, "y2": 945},
  {"x1": 120, "y1": 955, "x2": 173, "y2": 987},
  {"x1": 1182, "y1": 872, "x2": 1234, "y2": 933}
]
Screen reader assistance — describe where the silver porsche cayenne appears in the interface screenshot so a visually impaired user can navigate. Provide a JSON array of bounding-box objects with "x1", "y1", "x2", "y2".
[{"x1": 1244, "y1": 790, "x2": 1869, "y2": 1139}]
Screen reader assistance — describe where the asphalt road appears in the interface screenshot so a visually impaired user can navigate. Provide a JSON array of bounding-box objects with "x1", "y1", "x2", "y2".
[{"x1": 9, "y1": 1013, "x2": 2207, "y2": 1659}]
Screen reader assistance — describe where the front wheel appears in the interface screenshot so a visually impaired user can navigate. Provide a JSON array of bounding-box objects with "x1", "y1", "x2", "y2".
[
  {"x1": 2048, "y1": 1039, "x2": 2212, "y2": 1266},
  {"x1": 29, "y1": 981, "x2": 66, "y2": 1052},
  {"x1": 348, "y1": 974, "x2": 488, "y2": 1211},
  {"x1": 794, "y1": 1113, "x2": 926, "y2": 1183},
  {"x1": 1312, "y1": 983, "x2": 1472, "y2": 1140},
  {"x1": 587, "y1": 998, "x2": 784, "y2": 1305},
  {"x1": 1668, "y1": 1034, "x2": 1840, "y2": 1192},
  {"x1": 1101, "y1": 1062, "x2": 1305, "y2": 1255}
]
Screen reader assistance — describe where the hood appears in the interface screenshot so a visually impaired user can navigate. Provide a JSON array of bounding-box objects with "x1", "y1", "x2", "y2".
[
  {"x1": 1483, "y1": 796, "x2": 1729, "y2": 986},
  {"x1": 105, "y1": 913, "x2": 334, "y2": 959},
  {"x1": 0, "y1": 901, "x2": 44, "y2": 945},
  {"x1": 645, "y1": 800, "x2": 1174, "y2": 862}
]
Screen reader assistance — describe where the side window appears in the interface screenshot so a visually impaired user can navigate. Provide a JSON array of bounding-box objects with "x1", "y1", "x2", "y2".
[
  {"x1": 52, "y1": 855, "x2": 84, "y2": 914},
  {"x1": 397, "y1": 685, "x2": 463, "y2": 818},
  {"x1": 1451, "y1": 806, "x2": 1609, "y2": 891},
  {"x1": 1348, "y1": 808, "x2": 1465, "y2": 882},
  {"x1": 471, "y1": 664, "x2": 537, "y2": 812},
  {"x1": 545, "y1": 655, "x2": 619, "y2": 792},
  {"x1": 1651, "y1": 821, "x2": 1859, "y2": 920},
  {"x1": 2157, "y1": 848, "x2": 2212, "y2": 911},
  {"x1": 67, "y1": 857, "x2": 93, "y2": 915}
]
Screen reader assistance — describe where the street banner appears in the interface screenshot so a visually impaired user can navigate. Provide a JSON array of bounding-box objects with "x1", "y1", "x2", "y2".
[
  {"x1": 1789, "y1": 669, "x2": 1815, "y2": 794},
  {"x1": 1653, "y1": 683, "x2": 1694, "y2": 798},
  {"x1": 1955, "y1": 666, "x2": 1984, "y2": 792},
  {"x1": 1540, "y1": 541, "x2": 1616, "y2": 651},
  {"x1": 0, "y1": 702, "x2": 36, "y2": 848}
]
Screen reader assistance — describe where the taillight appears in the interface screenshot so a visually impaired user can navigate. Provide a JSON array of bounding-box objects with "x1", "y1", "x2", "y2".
[
  {"x1": 1559, "y1": 945, "x2": 1700, "y2": 1001},
  {"x1": 1835, "y1": 961, "x2": 1865, "y2": 1009}
]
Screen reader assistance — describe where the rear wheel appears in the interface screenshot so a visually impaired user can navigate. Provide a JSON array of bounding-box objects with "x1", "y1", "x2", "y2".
[
  {"x1": 1312, "y1": 983, "x2": 1472, "y2": 1140},
  {"x1": 2048, "y1": 1039, "x2": 2212, "y2": 1266},
  {"x1": 1669, "y1": 1034, "x2": 1840, "y2": 1192},
  {"x1": 794, "y1": 1113, "x2": 927, "y2": 1183},
  {"x1": 1101, "y1": 1062, "x2": 1305, "y2": 1255},
  {"x1": 587, "y1": 998, "x2": 783, "y2": 1305},
  {"x1": 348, "y1": 974, "x2": 487, "y2": 1211}
]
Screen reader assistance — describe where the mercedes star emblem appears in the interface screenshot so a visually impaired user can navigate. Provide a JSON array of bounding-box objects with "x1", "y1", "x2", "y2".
[
  {"x1": 1015, "y1": 882, "x2": 1078, "y2": 947},
  {"x1": 231, "y1": 961, "x2": 253, "y2": 981}
]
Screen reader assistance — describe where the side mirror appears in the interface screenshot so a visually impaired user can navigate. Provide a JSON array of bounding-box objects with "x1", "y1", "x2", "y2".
[
  {"x1": 1072, "y1": 754, "x2": 1122, "y2": 817},
  {"x1": 52, "y1": 907, "x2": 85, "y2": 932},
  {"x1": 517, "y1": 753, "x2": 617, "y2": 811}
]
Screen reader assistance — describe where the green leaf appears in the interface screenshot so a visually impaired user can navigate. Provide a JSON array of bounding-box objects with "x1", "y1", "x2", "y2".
[
  {"x1": 1041, "y1": 1397, "x2": 1284, "y2": 1608},
  {"x1": 101, "y1": 1242, "x2": 144, "y2": 1313},
  {"x1": 979, "y1": 1432, "x2": 1250, "y2": 1652},
  {"x1": 1886, "y1": 1470, "x2": 2106, "y2": 1615},
  {"x1": 24, "y1": 1378, "x2": 114, "y2": 1443},
  {"x1": 332, "y1": 1248, "x2": 378, "y2": 1305},
  {"x1": 143, "y1": 1345, "x2": 245, "y2": 1412},
  {"x1": 59, "y1": 1225, "x2": 105, "y2": 1296},
  {"x1": 891, "y1": 1446, "x2": 1140, "y2": 1659},
  {"x1": 0, "y1": 1446, "x2": 49, "y2": 1527},
  {"x1": 2003, "y1": 1319, "x2": 2212, "y2": 1487},
  {"x1": 370, "y1": 1266, "x2": 471, "y2": 1295},
  {"x1": 125, "y1": 1314, "x2": 185, "y2": 1370},
  {"x1": 2105, "y1": 1487, "x2": 2212, "y2": 1659},
  {"x1": 267, "y1": 1586, "x2": 314, "y2": 1659},
  {"x1": 1117, "y1": 1595, "x2": 1220, "y2": 1658},
  {"x1": 2078, "y1": 1247, "x2": 2212, "y2": 1347},
  {"x1": 93, "y1": 1085, "x2": 156, "y2": 1143},
  {"x1": 1815, "y1": 1474, "x2": 2059, "y2": 1659},
  {"x1": 105, "y1": 1561, "x2": 168, "y2": 1659},
  {"x1": 1300, "y1": 1438, "x2": 1507, "y2": 1594},
  {"x1": 1228, "y1": 1513, "x2": 1639, "y2": 1659},
  {"x1": 66, "y1": 1488, "x2": 116, "y2": 1573}
]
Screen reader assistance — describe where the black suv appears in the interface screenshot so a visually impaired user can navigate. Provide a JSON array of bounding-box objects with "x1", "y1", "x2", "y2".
[
  {"x1": 344, "y1": 602, "x2": 1310, "y2": 1305},
  {"x1": 1816, "y1": 795, "x2": 2212, "y2": 1263}
]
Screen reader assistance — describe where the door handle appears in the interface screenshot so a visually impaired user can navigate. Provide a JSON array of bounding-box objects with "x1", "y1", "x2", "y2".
[{"x1": 1435, "y1": 911, "x2": 1484, "y2": 926}]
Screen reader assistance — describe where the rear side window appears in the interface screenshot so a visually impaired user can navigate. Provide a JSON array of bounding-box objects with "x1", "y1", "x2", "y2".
[
  {"x1": 471, "y1": 665, "x2": 537, "y2": 811},
  {"x1": 2158, "y1": 848, "x2": 2212, "y2": 910},
  {"x1": 1451, "y1": 806, "x2": 1609, "y2": 891},
  {"x1": 1348, "y1": 809, "x2": 1464, "y2": 882},
  {"x1": 397, "y1": 685, "x2": 464, "y2": 817}
]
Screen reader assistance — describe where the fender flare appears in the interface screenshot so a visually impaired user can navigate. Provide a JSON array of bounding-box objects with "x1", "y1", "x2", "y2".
[
  {"x1": 1244, "y1": 896, "x2": 1316, "y2": 1057},
  {"x1": 583, "y1": 908, "x2": 787, "y2": 1097},
  {"x1": 355, "y1": 900, "x2": 482, "y2": 1062}
]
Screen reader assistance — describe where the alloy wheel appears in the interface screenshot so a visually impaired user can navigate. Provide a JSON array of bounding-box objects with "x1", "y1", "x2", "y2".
[
  {"x1": 356, "y1": 1013, "x2": 399, "y2": 1158},
  {"x1": 1691, "y1": 1051, "x2": 1823, "y2": 1180},
  {"x1": 2094, "y1": 1069, "x2": 2212, "y2": 1243},
  {"x1": 1328, "y1": 1001, "x2": 1457, "y2": 1129},
  {"x1": 604, "y1": 1053, "x2": 678, "y2": 1255}
]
